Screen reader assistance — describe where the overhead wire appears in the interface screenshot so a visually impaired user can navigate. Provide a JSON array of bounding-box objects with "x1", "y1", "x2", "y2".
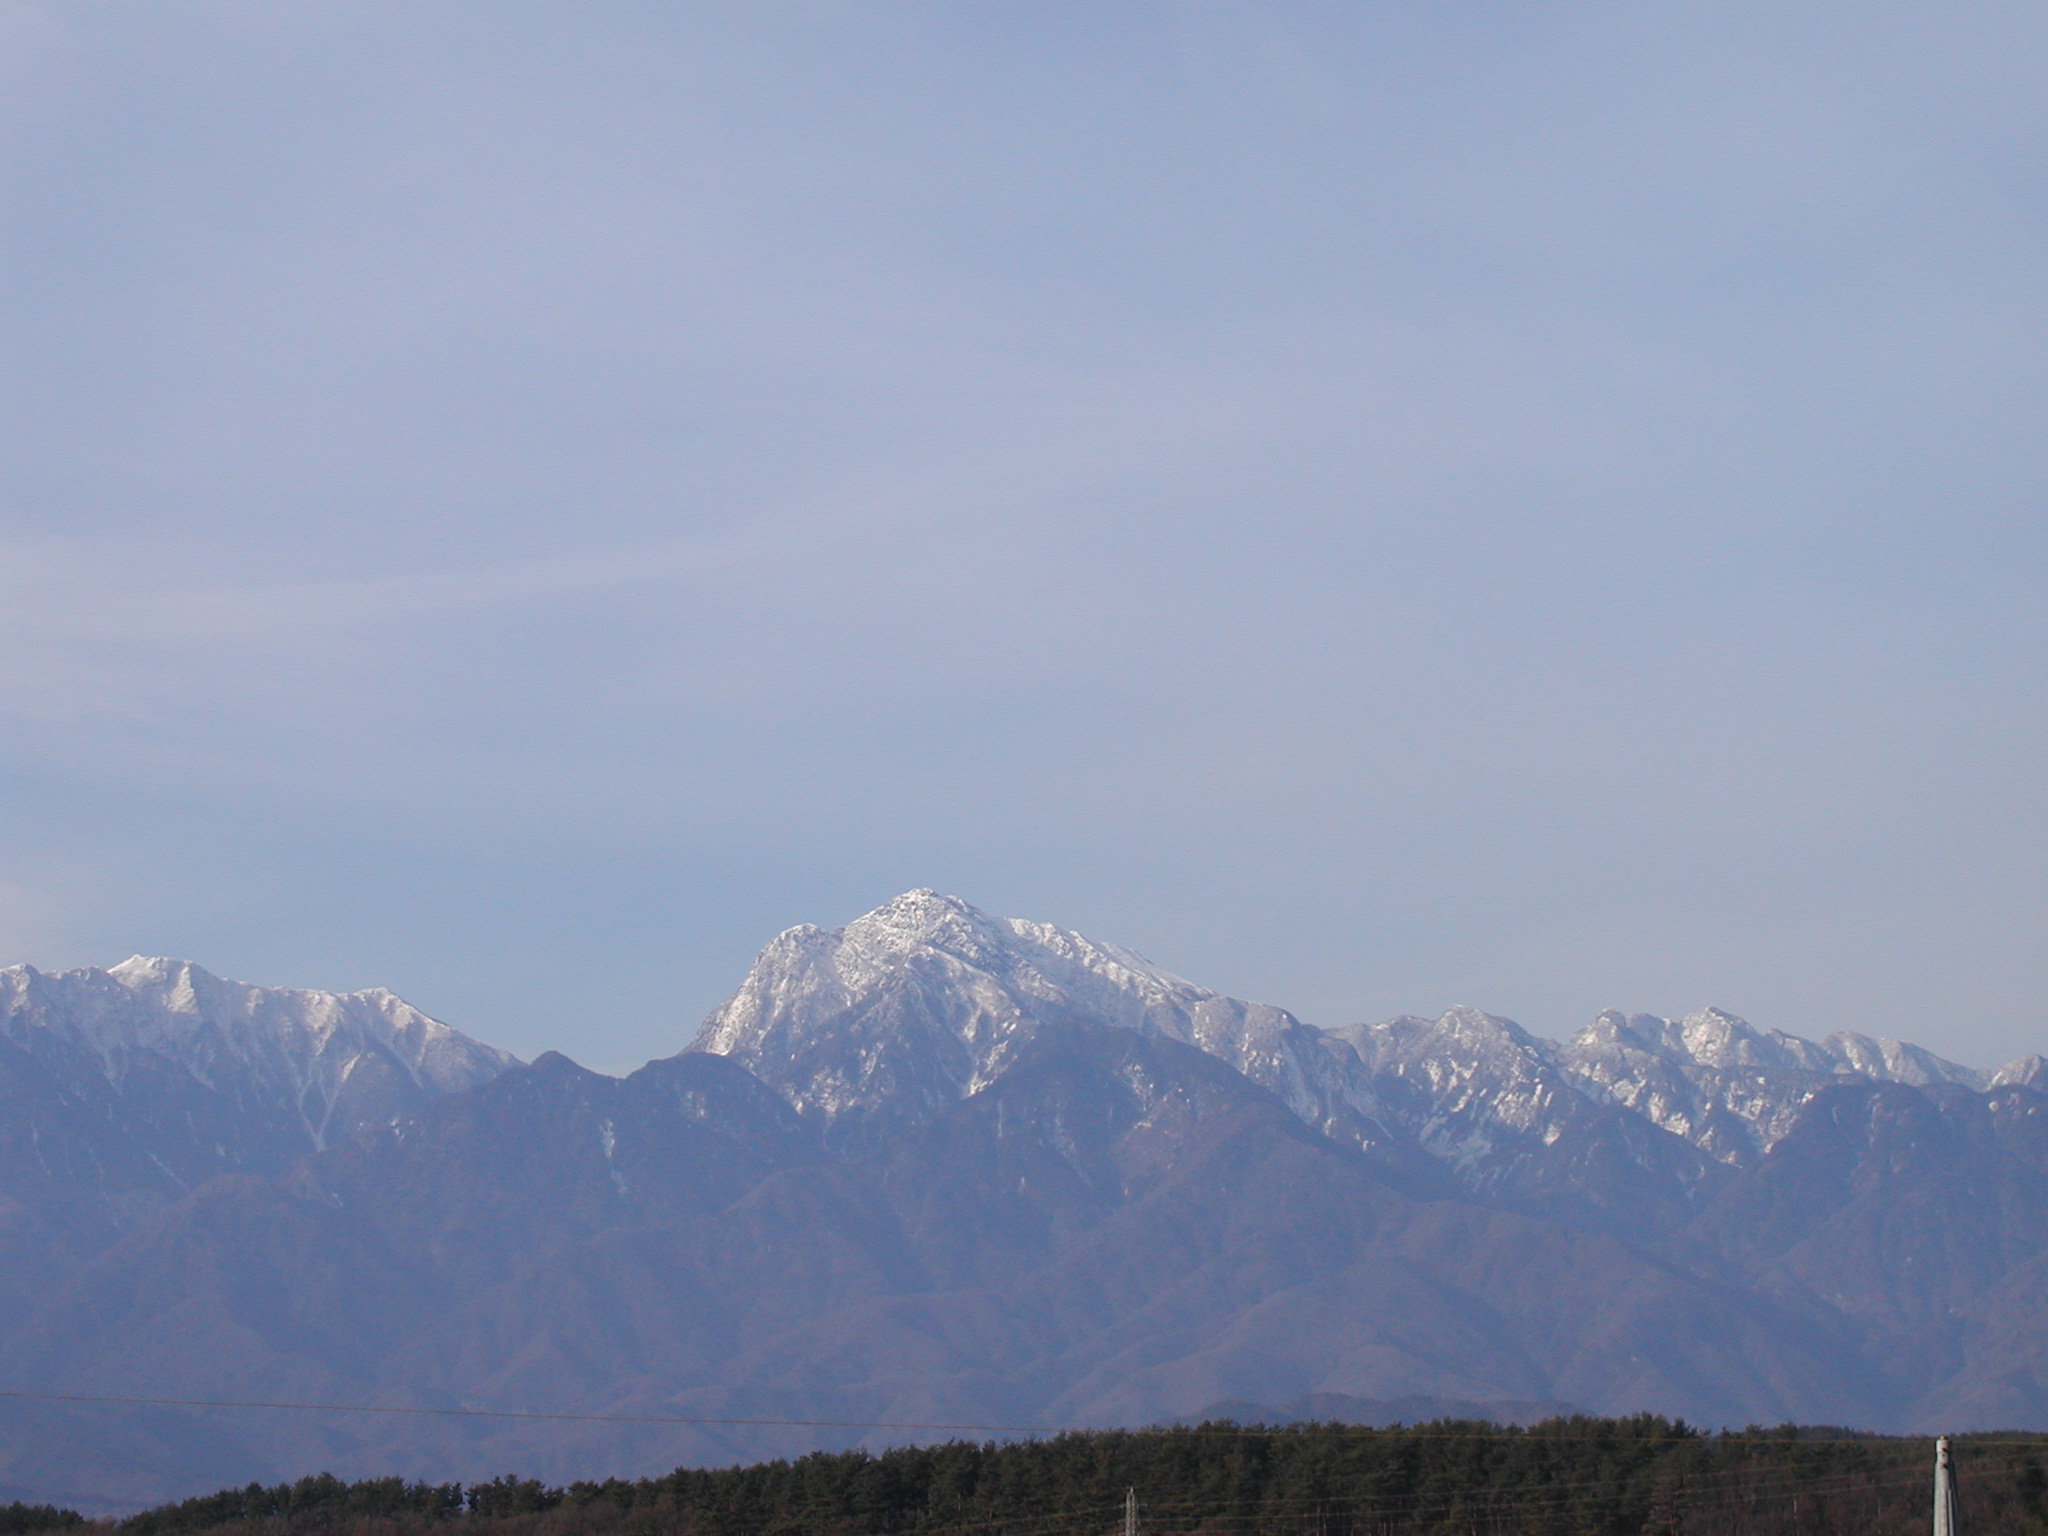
[
  {"x1": 0, "y1": 1390, "x2": 1066, "y2": 1435},
  {"x1": 14, "y1": 1387, "x2": 2041, "y2": 1447},
  {"x1": 1131, "y1": 1461, "x2": 1933, "y2": 1517},
  {"x1": 913, "y1": 1464, "x2": 1965, "y2": 1536}
]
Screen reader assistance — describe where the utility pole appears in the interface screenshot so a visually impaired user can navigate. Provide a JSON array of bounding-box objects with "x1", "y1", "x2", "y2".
[
  {"x1": 1125, "y1": 1488, "x2": 1139, "y2": 1536},
  {"x1": 1934, "y1": 1437, "x2": 1956, "y2": 1536}
]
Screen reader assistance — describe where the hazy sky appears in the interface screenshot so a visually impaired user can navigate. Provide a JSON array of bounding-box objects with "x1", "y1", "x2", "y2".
[{"x1": 3, "y1": 2, "x2": 2043, "y2": 1073}]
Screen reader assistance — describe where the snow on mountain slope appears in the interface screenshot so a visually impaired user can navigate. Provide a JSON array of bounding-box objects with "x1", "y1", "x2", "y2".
[
  {"x1": 1820, "y1": 1030, "x2": 1991, "y2": 1090},
  {"x1": 689, "y1": 890, "x2": 1400, "y2": 1150},
  {"x1": 0, "y1": 957, "x2": 518, "y2": 1158},
  {"x1": 1330, "y1": 1008, "x2": 1583, "y2": 1163},
  {"x1": 694, "y1": 890, "x2": 2039, "y2": 1201},
  {"x1": 1551, "y1": 1008, "x2": 1837, "y2": 1164},
  {"x1": 1551, "y1": 1007, "x2": 2044, "y2": 1164},
  {"x1": 1991, "y1": 1055, "x2": 2048, "y2": 1089},
  {"x1": 0, "y1": 957, "x2": 519, "y2": 1348},
  {"x1": 1318, "y1": 1007, "x2": 1724, "y2": 1229}
]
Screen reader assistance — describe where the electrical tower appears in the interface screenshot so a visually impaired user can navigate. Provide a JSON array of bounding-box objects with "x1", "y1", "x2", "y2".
[{"x1": 1125, "y1": 1488, "x2": 1139, "y2": 1536}]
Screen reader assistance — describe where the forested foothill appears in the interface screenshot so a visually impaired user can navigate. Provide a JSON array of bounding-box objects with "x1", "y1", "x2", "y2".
[{"x1": 30, "y1": 1418, "x2": 2048, "y2": 1536}]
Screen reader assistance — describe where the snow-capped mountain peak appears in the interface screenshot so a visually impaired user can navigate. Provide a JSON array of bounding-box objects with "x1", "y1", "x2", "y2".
[
  {"x1": 1336, "y1": 1006, "x2": 1546, "y2": 1074},
  {"x1": 836, "y1": 889, "x2": 1028, "y2": 974},
  {"x1": 13, "y1": 956, "x2": 517, "y2": 1097},
  {"x1": 695, "y1": 892, "x2": 2043, "y2": 1216},
  {"x1": 696, "y1": 891, "x2": 1217, "y2": 1068},
  {"x1": 0, "y1": 958, "x2": 518, "y2": 1169},
  {"x1": 1991, "y1": 1054, "x2": 2048, "y2": 1089},
  {"x1": 1553, "y1": 1005, "x2": 2011, "y2": 1164},
  {"x1": 1666, "y1": 1007, "x2": 1832, "y2": 1074},
  {"x1": 690, "y1": 891, "x2": 1371, "y2": 1137},
  {"x1": 1819, "y1": 1030, "x2": 1986, "y2": 1089},
  {"x1": 1322, "y1": 1007, "x2": 1626, "y2": 1178}
]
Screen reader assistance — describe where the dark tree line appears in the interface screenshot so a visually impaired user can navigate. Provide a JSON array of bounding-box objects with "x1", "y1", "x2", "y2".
[
  {"x1": 0, "y1": 1506, "x2": 83, "y2": 1535},
  {"x1": 54, "y1": 1418, "x2": 2048, "y2": 1536}
]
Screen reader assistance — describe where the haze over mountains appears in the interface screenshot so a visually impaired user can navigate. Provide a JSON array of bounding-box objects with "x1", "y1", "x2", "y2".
[{"x1": 4, "y1": 891, "x2": 2047, "y2": 1512}]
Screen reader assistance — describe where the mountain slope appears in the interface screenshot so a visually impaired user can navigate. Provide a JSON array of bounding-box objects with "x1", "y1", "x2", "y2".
[
  {"x1": 0, "y1": 958, "x2": 516, "y2": 1172},
  {"x1": 1677, "y1": 1079, "x2": 2048, "y2": 1410},
  {"x1": 690, "y1": 890, "x2": 1412, "y2": 1164},
  {"x1": 1323, "y1": 1008, "x2": 1725, "y2": 1235},
  {"x1": 684, "y1": 893, "x2": 2048, "y2": 1422},
  {"x1": 3, "y1": 893, "x2": 2046, "y2": 1511},
  {"x1": 0, "y1": 1023, "x2": 1877, "y2": 1511},
  {"x1": 695, "y1": 894, "x2": 2040, "y2": 1232},
  {"x1": 0, "y1": 959, "x2": 517, "y2": 1343}
]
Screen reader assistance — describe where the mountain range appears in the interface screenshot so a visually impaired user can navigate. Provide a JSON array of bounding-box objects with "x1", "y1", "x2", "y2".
[{"x1": 3, "y1": 890, "x2": 2045, "y2": 1512}]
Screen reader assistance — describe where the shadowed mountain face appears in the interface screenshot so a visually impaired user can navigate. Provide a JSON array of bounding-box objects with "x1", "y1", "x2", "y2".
[
  {"x1": 0, "y1": 1024, "x2": 1879, "y2": 1510},
  {"x1": 0, "y1": 959, "x2": 517, "y2": 1345},
  {"x1": 0, "y1": 894, "x2": 2045, "y2": 1512}
]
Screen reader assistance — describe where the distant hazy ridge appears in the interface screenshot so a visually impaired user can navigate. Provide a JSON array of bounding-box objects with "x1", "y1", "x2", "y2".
[{"x1": 3, "y1": 892, "x2": 2046, "y2": 1510}]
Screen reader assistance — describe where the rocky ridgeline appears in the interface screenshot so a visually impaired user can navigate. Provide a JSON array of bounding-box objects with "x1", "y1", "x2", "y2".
[{"x1": 3, "y1": 892, "x2": 2045, "y2": 1511}]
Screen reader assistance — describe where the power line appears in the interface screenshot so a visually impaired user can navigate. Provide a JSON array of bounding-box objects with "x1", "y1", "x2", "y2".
[
  {"x1": 1132, "y1": 1461, "x2": 1939, "y2": 1521},
  {"x1": 5, "y1": 1387, "x2": 2045, "y2": 1450},
  {"x1": 902, "y1": 1460, "x2": 2000, "y2": 1536},
  {"x1": 0, "y1": 1390, "x2": 1063, "y2": 1435}
]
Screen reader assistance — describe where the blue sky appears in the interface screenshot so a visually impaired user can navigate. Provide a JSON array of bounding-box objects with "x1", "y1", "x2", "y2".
[{"x1": 3, "y1": 2, "x2": 2043, "y2": 1072}]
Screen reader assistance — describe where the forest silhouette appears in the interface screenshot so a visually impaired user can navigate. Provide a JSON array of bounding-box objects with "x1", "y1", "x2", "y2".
[{"x1": 12, "y1": 1417, "x2": 2048, "y2": 1536}]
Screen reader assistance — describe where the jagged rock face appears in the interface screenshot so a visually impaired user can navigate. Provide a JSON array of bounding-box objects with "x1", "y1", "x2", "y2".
[
  {"x1": 1324, "y1": 1008, "x2": 1726, "y2": 1231},
  {"x1": 694, "y1": 892, "x2": 2040, "y2": 1224},
  {"x1": 0, "y1": 957, "x2": 518, "y2": 1197},
  {"x1": 689, "y1": 890, "x2": 1397, "y2": 1151},
  {"x1": 1553, "y1": 1006, "x2": 2039, "y2": 1167},
  {"x1": 0, "y1": 956, "x2": 519, "y2": 1355},
  {"x1": 5, "y1": 895, "x2": 2048, "y2": 1509},
  {"x1": 1820, "y1": 1030, "x2": 1988, "y2": 1090},
  {"x1": 1553, "y1": 1008, "x2": 1841, "y2": 1165},
  {"x1": 1334, "y1": 1008, "x2": 1564, "y2": 1136}
]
